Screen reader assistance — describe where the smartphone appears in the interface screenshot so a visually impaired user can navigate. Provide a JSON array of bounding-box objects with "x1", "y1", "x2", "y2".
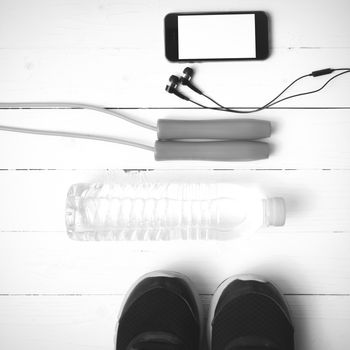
[{"x1": 164, "y1": 11, "x2": 269, "y2": 62}]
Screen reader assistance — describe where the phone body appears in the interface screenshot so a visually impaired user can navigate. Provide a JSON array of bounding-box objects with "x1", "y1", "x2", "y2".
[{"x1": 165, "y1": 11, "x2": 269, "y2": 62}]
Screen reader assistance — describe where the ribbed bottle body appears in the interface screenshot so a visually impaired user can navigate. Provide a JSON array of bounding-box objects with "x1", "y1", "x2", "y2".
[{"x1": 66, "y1": 182, "x2": 274, "y2": 241}]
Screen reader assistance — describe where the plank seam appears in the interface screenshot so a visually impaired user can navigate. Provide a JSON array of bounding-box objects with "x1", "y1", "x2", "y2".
[
  {"x1": 0, "y1": 293, "x2": 349, "y2": 297},
  {"x1": 1, "y1": 107, "x2": 350, "y2": 110}
]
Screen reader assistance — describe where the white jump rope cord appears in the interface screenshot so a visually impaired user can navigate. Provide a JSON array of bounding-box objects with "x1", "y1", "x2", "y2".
[
  {"x1": 0, "y1": 124, "x2": 155, "y2": 151},
  {"x1": 0, "y1": 102, "x2": 156, "y2": 151}
]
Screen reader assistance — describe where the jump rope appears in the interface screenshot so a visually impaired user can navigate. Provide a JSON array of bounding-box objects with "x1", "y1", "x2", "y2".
[{"x1": 0, "y1": 67, "x2": 349, "y2": 161}]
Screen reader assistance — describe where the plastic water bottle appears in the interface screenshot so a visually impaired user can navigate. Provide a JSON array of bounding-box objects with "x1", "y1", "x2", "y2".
[{"x1": 66, "y1": 182, "x2": 286, "y2": 241}]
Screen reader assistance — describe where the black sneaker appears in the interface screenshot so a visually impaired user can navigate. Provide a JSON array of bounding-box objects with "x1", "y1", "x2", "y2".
[
  {"x1": 208, "y1": 275, "x2": 294, "y2": 350},
  {"x1": 116, "y1": 271, "x2": 202, "y2": 350}
]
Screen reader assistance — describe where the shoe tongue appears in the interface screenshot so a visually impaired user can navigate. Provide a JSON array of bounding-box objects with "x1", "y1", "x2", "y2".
[{"x1": 128, "y1": 332, "x2": 185, "y2": 350}]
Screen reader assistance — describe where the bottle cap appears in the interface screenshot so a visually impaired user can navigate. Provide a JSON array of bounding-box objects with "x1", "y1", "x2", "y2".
[{"x1": 266, "y1": 197, "x2": 286, "y2": 226}]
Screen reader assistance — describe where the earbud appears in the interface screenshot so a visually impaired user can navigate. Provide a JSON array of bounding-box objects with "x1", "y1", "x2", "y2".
[
  {"x1": 165, "y1": 75, "x2": 179, "y2": 94},
  {"x1": 165, "y1": 75, "x2": 189, "y2": 101},
  {"x1": 180, "y1": 67, "x2": 203, "y2": 95},
  {"x1": 181, "y1": 67, "x2": 194, "y2": 82}
]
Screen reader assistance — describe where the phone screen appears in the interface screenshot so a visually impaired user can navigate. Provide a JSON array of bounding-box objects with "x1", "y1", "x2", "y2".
[{"x1": 177, "y1": 14, "x2": 257, "y2": 60}]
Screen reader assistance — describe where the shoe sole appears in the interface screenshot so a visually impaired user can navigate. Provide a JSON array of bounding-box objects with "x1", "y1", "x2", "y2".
[
  {"x1": 115, "y1": 270, "x2": 204, "y2": 349},
  {"x1": 207, "y1": 274, "x2": 291, "y2": 349}
]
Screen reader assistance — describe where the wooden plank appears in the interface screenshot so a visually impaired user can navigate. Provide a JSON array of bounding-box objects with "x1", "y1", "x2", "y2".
[
  {"x1": 0, "y1": 295, "x2": 348, "y2": 350},
  {"x1": 0, "y1": 169, "x2": 349, "y2": 232},
  {"x1": 1, "y1": 109, "x2": 350, "y2": 169},
  {"x1": 0, "y1": 48, "x2": 349, "y2": 107},
  {"x1": 0, "y1": 0, "x2": 349, "y2": 106},
  {"x1": 1, "y1": 0, "x2": 349, "y2": 49},
  {"x1": 0, "y1": 231, "x2": 350, "y2": 295}
]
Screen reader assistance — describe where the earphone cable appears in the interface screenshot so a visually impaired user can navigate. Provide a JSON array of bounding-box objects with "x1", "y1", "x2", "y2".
[
  {"x1": 187, "y1": 99, "x2": 210, "y2": 109},
  {"x1": 189, "y1": 73, "x2": 312, "y2": 113},
  {"x1": 201, "y1": 93, "x2": 225, "y2": 108},
  {"x1": 0, "y1": 102, "x2": 157, "y2": 131},
  {"x1": 187, "y1": 69, "x2": 350, "y2": 113},
  {"x1": 250, "y1": 73, "x2": 312, "y2": 112},
  {"x1": 0, "y1": 124, "x2": 155, "y2": 151},
  {"x1": 265, "y1": 69, "x2": 350, "y2": 108}
]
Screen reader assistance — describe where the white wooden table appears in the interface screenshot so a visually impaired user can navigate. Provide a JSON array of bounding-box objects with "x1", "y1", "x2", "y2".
[{"x1": 0, "y1": 0, "x2": 350, "y2": 349}]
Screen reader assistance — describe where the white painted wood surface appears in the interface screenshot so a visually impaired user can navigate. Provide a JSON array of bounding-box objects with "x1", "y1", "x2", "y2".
[{"x1": 0, "y1": 0, "x2": 350, "y2": 349}]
